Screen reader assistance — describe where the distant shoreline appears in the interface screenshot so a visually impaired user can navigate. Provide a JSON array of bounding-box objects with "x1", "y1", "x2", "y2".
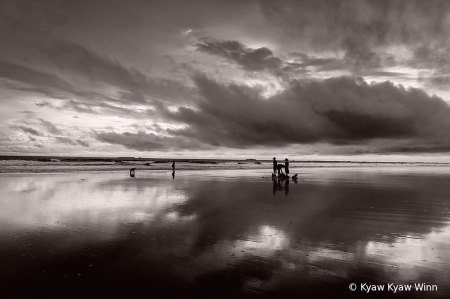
[
  {"x1": 1, "y1": 155, "x2": 449, "y2": 164},
  {"x1": 1, "y1": 156, "x2": 449, "y2": 173}
]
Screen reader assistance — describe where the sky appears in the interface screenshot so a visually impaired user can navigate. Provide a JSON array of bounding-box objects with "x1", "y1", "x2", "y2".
[{"x1": 1, "y1": 0, "x2": 450, "y2": 161}]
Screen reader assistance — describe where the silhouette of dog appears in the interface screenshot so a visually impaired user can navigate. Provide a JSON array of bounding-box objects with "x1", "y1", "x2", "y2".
[{"x1": 276, "y1": 164, "x2": 285, "y2": 174}]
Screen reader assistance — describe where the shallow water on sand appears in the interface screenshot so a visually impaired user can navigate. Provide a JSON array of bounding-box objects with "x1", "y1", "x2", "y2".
[{"x1": 1, "y1": 167, "x2": 450, "y2": 298}]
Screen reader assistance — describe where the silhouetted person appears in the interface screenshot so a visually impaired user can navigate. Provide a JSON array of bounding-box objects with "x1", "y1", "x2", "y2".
[
  {"x1": 130, "y1": 168, "x2": 135, "y2": 177},
  {"x1": 285, "y1": 158, "x2": 289, "y2": 175},
  {"x1": 172, "y1": 161, "x2": 175, "y2": 172},
  {"x1": 272, "y1": 157, "x2": 277, "y2": 175}
]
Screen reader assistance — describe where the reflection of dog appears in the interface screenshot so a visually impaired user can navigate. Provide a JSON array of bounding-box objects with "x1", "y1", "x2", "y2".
[{"x1": 130, "y1": 168, "x2": 136, "y2": 177}]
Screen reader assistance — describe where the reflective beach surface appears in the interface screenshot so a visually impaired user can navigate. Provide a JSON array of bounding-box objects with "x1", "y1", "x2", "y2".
[{"x1": 1, "y1": 167, "x2": 450, "y2": 298}]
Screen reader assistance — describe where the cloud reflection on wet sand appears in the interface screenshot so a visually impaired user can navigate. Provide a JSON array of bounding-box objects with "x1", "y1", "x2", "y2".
[{"x1": 0, "y1": 167, "x2": 449, "y2": 298}]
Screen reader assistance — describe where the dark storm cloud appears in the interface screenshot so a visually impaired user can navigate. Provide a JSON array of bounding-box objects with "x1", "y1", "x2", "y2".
[
  {"x1": 97, "y1": 74, "x2": 450, "y2": 153},
  {"x1": 196, "y1": 38, "x2": 344, "y2": 75},
  {"x1": 195, "y1": 38, "x2": 407, "y2": 77},
  {"x1": 164, "y1": 75, "x2": 450, "y2": 147},
  {"x1": 11, "y1": 125, "x2": 41, "y2": 136},
  {"x1": 196, "y1": 37, "x2": 284, "y2": 73},
  {"x1": 54, "y1": 137, "x2": 89, "y2": 147}
]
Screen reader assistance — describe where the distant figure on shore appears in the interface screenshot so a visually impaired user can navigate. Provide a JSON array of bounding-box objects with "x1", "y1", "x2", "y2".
[
  {"x1": 172, "y1": 161, "x2": 175, "y2": 172},
  {"x1": 130, "y1": 168, "x2": 136, "y2": 177},
  {"x1": 273, "y1": 157, "x2": 277, "y2": 174},
  {"x1": 285, "y1": 158, "x2": 289, "y2": 175}
]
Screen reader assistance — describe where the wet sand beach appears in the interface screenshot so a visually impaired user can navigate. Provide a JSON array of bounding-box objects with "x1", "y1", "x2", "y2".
[{"x1": 1, "y1": 167, "x2": 450, "y2": 298}]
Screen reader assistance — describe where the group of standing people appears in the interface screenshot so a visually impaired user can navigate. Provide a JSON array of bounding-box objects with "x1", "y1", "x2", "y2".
[
  {"x1": 272, "y1": 157, "x2": 289, "y2": 176},
  {"x1": 131, "y1": 159, "x2": 292, "y2": 179}
]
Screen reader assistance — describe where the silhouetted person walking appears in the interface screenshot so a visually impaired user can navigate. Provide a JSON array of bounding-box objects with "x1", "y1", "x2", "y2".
[
  {"x1": 285, "y1": 158, "x2": 289, "y2": 175},
  {"x1": 273, "y1": 157, "x2": 277, "y2": 175},
  {"x1": 172, "y1": 161, "x2": 175, "y2": 172}
]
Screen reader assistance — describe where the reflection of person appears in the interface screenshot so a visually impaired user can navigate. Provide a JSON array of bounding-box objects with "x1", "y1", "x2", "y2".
[
  {"x1": 277, "y1": 178, "x2": 283, "y2": 190},
  {"x1": 172, "y1": 171, "x2": 175, "y2": 179},
  {"x1": 272, "y1": 176, "x2": 289, "y2": 195},
  {"x1": 285, "y1": 178, "x2": 289, "y2": 195},
  {"x1": 272, "y1": 157, "x2": 277, "y2": 174},
  {"x1": 272, "y1": 177, "x2": 277, "y2": 194},
  {"x1": 285, "y1": 158, "x2": 289, "y2": 175}
]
